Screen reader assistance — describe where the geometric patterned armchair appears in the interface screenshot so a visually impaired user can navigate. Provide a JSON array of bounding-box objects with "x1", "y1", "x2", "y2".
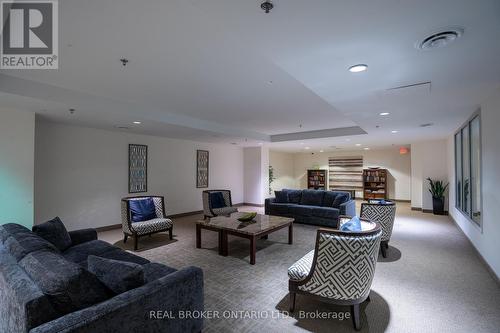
[
  {"x1": 121, "y1": 196, "x2": 173, "y2": 251},
  {"x1": 288, "y1": 217, "x2": 382, "y2": 331},
  {"x1": 202, "y1": 190, "x2": 238, "y2": 219},
  {"x1": 360, "y1": 202, "x2": 396, "y2": 258}
]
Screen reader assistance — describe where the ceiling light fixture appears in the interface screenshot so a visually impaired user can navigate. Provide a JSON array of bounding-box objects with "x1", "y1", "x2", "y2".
[
  {"x1": 348, "y1": 64, "x2": 368, "y2": 73},
  {"x1": 355, "y1": 143, "x2": 362, "y2": 146},
  {"x1": 364, "y1": 147, "x2": 370, "y2": 150},
  {"x1": 379, "y1": 112, "x2": 390, "y2": 116},
  {"x1": 261, "y1": 0, "x2": 274, "y2": 13},
  {"x1": 304, "y1": 147, "x2": 310, "y2": 150},
  {"x1": 319, "y1": 150, "x2": 324, "y2": 153},
  {"x1": 133, "y1": 121, "x2": 141, "y2": 124},
  {"x1": 391, "y1": 130, "x2": 399, "y2": 134}
]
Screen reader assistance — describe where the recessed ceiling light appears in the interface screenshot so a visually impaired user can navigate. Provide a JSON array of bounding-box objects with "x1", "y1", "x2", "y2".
[
  {"x1": 391, "y1": 130, "x2": 399, "y2": 134},
  {"x1": 304, "y1": 147, "x2": 310, "y2": 150},
  {"x1": 380, "y1": 112, "x2": 390, "y2": 116},
  {"x1": 300, "y1": 142, "x2": 305, "y2": 145},
  {"x1": 319, "y1": 150, "x2": 324, "y2": 153},
  {"x1": 348, "y1": 64, "x2": 368, "y2": 73},
  {"x1": 355, "y1": 143, "x2": 362, "y2": 146},
  {"x1": 345, "y1": 138, "x2": 351, "y2": 142},
  {"x1": 364, "y1": 147, "x2": 370, "y2": 150},
  {"x1": 258, "y1": 142, "x2": 263, "y2": 145},
  {"x1": 133, "y1": 121, "x2": 141, "y2": 124}
]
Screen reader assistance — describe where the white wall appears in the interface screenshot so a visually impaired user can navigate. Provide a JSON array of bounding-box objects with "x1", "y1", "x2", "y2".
[
  {"x1": 0, "y1": 108, "x2": 35, "y2": 228},
  {"x1": 243, "y1": 146, "x2": 269, "y2": 205},
  {"x1": 269, "y1": 151, "x2": 297, "y2": 192},
  {"x1": 410, "y1": 139, "x2": 449, "y2": 210},
  {"x1": 35, "y1": 121, "x2": 244, "y2": 230},
  {"x1": 447, "y1": 89, "x2": 500, "y2": 278},
  {"x1": 290, "y1": 148, "x2": 411, "y2": 200}
]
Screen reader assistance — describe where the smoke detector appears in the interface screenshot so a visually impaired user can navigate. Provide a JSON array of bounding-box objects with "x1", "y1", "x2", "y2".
[{"x1": 417, "y1": 27, "x2": 464, "y2": 50}]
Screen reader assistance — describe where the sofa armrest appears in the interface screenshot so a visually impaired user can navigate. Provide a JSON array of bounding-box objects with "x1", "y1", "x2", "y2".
[
  {"x1": 265, "y1": 198, "x2": 276, "y2": 215},
  {"x1": 30, "y1": 266, "x2": 204, "y2": 333},
  {"x1": 340, "y1": 200, "x2": 356, "y2": 217},
  {"x1": 68, "y1": 228, "x2": 97, "y2": 246}
]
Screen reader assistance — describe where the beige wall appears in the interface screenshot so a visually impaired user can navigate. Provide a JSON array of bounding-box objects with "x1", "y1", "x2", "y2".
[
  {"x1": 0, "y1": 108, "x2": 35, "y2": 228},
  {"x1": 269, "y1": 151, "x2": 297, "y2": 193},
  {"x1": 270, "y1": 148, "x2": 411, "y2": 201},
  {"x1": 35, "y1": 121, "x2": 244, "y2": 231}
]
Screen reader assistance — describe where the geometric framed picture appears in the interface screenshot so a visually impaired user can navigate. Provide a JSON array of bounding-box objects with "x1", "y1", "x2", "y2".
[
  {"x1": 129, "y1": 144, "x2": 148, "y2": 193},
  {"x1": 196, "y1": 150, "x2": 209, "y2": 188}
]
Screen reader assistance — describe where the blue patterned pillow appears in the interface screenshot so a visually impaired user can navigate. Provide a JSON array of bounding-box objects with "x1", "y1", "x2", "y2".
[
  {"x1": 129, "y1": 198, "x2": 157, "y2": 223},
  {"x1": 340, "y1": 216, "x2": 362, "y2": 232},
  {"x1": 210, "y1": 192, "x2": 226, "y2": 209}
]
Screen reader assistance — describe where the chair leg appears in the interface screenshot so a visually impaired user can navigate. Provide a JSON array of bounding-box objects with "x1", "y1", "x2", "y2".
[
  {"x1": 366, "y1": 295, "x2": 371, "y2": 303},
  {"x1": 289, "y1": 292, "x2": 296, "y2": 312},
  {"x1": 351, "y1": 303, "x2": 361, "y2": 331},
  {"x1": 123, "y1": 234, "x2": 128, "y2": 244},
  {"x1": 169, "y1": 228, "x2": 173, "y2": 240},
  {"x1": 134, "y1": 235, "x2": 139, "y2": 251},
  {"x1": 381, "y1": 243, "x2": 387, "y2": 258}
]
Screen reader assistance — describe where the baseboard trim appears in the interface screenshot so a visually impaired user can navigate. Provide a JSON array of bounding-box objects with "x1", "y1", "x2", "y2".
[
  {"x1": 448, "y1": 215, "x2": 500, "y2": 286},
  {"x1": 95, "y1": 224, "x2": 122, "y2": 232},
  {"x1": 411, "y1": 207, "x2": 422, "y2": 211},
  {"x1": 391, "y1": 199, "x2": 411, "y2": 203},
  {"x1": 239, "y1": 203, "x2": 265, "y2": 207}
]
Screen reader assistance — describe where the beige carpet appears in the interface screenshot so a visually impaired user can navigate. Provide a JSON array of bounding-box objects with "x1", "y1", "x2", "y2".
[{"x1": 99, "y1": 202, "x2": 500, "y2": 333}]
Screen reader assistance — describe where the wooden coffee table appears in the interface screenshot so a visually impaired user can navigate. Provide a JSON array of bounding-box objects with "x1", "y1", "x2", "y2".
[{"x1": 196, "y1": 213, "x2": 294, "y2": 265}]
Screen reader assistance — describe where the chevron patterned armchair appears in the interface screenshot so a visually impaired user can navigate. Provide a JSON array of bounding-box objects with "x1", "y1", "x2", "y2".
[
  {"x1": 202, "y1": 190, "x2": 238, "y2": 219},
  {"x1": 121, "y1": 196, "x2": 173, "y2": 250},
  {"x1": 288, "y1": 217, "x2": 382, "y2": 331},
  {"x1": 360, "y1": 202, "x2": 396, "y2": 258}
]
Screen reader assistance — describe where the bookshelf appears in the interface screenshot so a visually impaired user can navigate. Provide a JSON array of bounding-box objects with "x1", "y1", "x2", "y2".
[
  {"x1": 363, "y1": 168, "x2": 388, "y2": 200},
  {"x1": 307, "y1": 169, "x2": 327, "y2": 190}
]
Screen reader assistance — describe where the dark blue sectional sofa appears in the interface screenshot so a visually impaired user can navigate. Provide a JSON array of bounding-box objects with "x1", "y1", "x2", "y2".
[
  {"x1": 265, "y1": 189, "x2": 356, "y2": 228},
  {"x1": 0, "y1": 222, "x2": 204, "y2": 333}
]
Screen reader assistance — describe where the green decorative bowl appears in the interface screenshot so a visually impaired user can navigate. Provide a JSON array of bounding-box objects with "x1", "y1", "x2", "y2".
[{"x1": 237, "y1": 212, "x2": 257, "y2": 222}]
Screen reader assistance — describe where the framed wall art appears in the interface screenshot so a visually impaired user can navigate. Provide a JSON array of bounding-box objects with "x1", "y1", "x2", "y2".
[
  {"x1": 129, "y1": 144, "x2": 148, "y2": 193},
  {"x1": 196, "y1": 150, "x2": 209, "y2": 188}
]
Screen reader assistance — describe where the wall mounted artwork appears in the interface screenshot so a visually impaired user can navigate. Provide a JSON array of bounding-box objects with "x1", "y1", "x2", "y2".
[
  {"x1": 129, "y1": 144, "x2": 148, "y2": 193},
  {"x1": 196, "y1": 150, "x2": 209, "y2": 188}
]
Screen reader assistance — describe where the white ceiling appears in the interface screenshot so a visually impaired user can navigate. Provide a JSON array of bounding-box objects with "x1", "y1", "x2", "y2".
[{"x1": 1, "y1": 0, "x2": 499, "y2": 152}]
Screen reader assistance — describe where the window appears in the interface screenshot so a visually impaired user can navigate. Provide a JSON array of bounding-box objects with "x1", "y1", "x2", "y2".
[{"x1": 455, "y1": 113, "x2": 481, "y2": 225}]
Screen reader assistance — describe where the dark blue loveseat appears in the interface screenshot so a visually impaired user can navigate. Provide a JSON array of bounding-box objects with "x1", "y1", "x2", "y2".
[
  {"x1": 265, "y1": 189, "x2": 356, "y2": 228},
  {"x1": 0, "y1": 223, "x2": 204, "y2": 333}
]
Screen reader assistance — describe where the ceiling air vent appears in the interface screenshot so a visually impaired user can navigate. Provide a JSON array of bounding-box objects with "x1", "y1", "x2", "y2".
[{"x1": 417, "y1": 28, "x2": 464, "y2": 50}]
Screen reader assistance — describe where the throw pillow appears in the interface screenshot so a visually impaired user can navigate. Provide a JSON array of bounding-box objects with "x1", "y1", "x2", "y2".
[
  {"x1": 87, "y1": 255, "x2": 145, "y2": 294},
  {"x1": 332, "y1": 193, "x2": 349, "y2": 208},
  {"x1": 129, "y1": 198, "x2": 157, "y2": 223},
  {"x1": 32, "y1": 217, "x2": 73, "y2": 252},
  {"x1": 274, "y1": 191, "x2": 289, "y2": 203},
  {"x1": 283, "y1": 189, "x2": 302, "y2": 204},
  {"x1": 340, "y1": 216, "x2": 362, "y2": 232},
  {"x1": 322, "y1": 191, "x2": 337, "y2": 207},
  {"x1": 210, "y1": 192, "x2": 226, "y2": 209}
]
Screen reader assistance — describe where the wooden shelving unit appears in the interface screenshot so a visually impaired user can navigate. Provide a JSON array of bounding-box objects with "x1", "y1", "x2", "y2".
[
  {"x1": 307, "y1": 169, "x2": 327, "y2": 190},
  {"x1": 363, "y1": 168, "x2": 388, "y2": 200}
]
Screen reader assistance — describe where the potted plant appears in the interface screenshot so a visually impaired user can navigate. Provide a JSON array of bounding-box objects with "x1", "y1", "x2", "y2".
[
  {"x1": 427, "y1": 178, "x2": 449, "y2": 215},
  {"x1": 269, "y1": 165, "x2": 276, "y2": 195}
]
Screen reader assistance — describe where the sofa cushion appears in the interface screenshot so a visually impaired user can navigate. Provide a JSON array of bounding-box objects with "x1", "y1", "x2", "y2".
[
  {"x1": 289, "y1": 205, "x2": 315, "y2": 217},
  {"x1": 0, "y1": 223, "x2": 31, "y2": 243},
  {"x1": 312, "y1": 207, "x2": 340, "y2": 220},
  {"x1": 300, "y1": 190, "x2": 325, "y2": 206},
  {"x1": 129, "y1": 198, "x2": 157, "y2": 223},
  {"x1": 4, "y1": 232, "x2": 59, "y2": 261},
  {"x1": 269, "y1": 203, "x2": 293, "y2": 215},
  {"x1": 274, "y1": 191, "x2": 289, "y2": 203},
  {"x1": 19, "y1": 250, "x2": 112, "y2": 315},
  {"x1": 62, "y1": 239, "x2": 117, "y2": 264},
  {"x1": 92, "y1": 248, "x2": 150, "y2": 266},
  {"x1": 333, "y1": 193, "x2": 350, "y2": 208},
  {"x1": 32, "y1": 217, "x2": 73, "y2": 252},
  {"x1": 283, "y1": 189, "x2": 302, "y2": 204},
  {"x1": 142, "y1": 262, "x2": 177, "y2": 283},
  {"x1": 88, "y1": 256, "x2": 145, "y2": 294},
  {"x1": 322, "y1": 191, "x2": 338, "y2": 207}
]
